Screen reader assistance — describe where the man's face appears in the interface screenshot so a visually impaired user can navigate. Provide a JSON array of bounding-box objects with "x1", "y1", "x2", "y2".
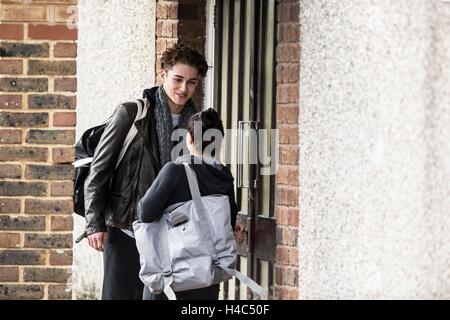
[{"x1": 161, "y1": 63, "x2": 200, "y2": 113}]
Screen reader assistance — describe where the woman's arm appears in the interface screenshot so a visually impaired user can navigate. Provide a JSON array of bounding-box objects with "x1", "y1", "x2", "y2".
[{"x1": 137, "y1": 162, "x2": 181, "y2": 222}]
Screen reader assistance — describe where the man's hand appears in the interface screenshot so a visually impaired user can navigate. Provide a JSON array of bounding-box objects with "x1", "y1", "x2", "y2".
[
  {"x1": 234, "y1": 222, "x2": 245, "y2": 243},
  {"x1": 87, "y1": 232, "x2": 108, "y2": 252}
]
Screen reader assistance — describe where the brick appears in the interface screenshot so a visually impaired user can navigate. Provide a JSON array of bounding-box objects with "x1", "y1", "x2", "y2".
[
  {"x1": 0, "y1": 95, "x2": 22, "y2": 109},
  {"x1": 25, "y1": 198, "x2": 73, "y2": 215},
  {"x1": 0, "y1": 129, "x2": 22, "y2": 144},
  {"x1": 276, "y1": 206, "x2": 289, "y2": 225},
  {"x1": 24, "y1": 233, "x2": 72, "y2": 249},
  {"x1": 276, "y1": 83, "x2": 299, "y2": 104},
  {"x1": 50, "y1": 181, "x2": 73, "y2": 196},
  {"x1": 48, "y1": 284, "x2": 72, "y2": 299},
  {"x1": 0, "y1": 164, "x2": 21, "y2": 179},
  {"x1": 0, "y1": 198, "x2": 21, "y2": 213},
  {"x1": 275, "y1": 286, "x2": 298, "y2": 300},
  {"x1": 0, "y1": 182, "x2": 47, "y2": 196},
  {"x1": 277, "y1": 22, "x2": 300, "y2": 43},
  {"x1": 0, "y1": 112, "x2": 48, "y2": 127},
  {"x1": 0, "y1": 42, "x2": 49, "y2": 57},
  {"x1": 277, "y1": 3, "x2": 299, "y2": 23},
  {"x1": 276, "y1": 43, "x2": 300, "y2": 63},
  {"x1": 275, "y1": 266, "x2": 298, "y2": 287},
  {"x1": 54, "y1": 78, "x2": 76, "y2": 92},
  {"x1": 50, "y1": 249, "x2": 72, "y2": 265},
  {"x1": 0, "y1": 249, "x2": 46, "y2": 265},
  {"x1": 0, "y1": 146, "x2": 48, "y2": 161},
  {"x1": 0, "y1": 284, "x2": 44, "y2": 300},
  {"x1": 51, "y1": 215, "x2": 73, "y2": 231},
  {"x1": 0, "y1": 59, "x2": 22, "y2": 74},
  {"x1": 0, "y1": 146, "x2": 48, "y2": 162},
  {"x1": 279, "y1": 125, "x2": 298, "y2": 145},
  {"x1": 276, "y1": 63, "x2": 299, "y2": 84},
  {"x1": 29, "y1": 24, "x2": 77, "y2": 40},
  {"x1": 53, "y1": 112, "x2": 76, "y2": 127},
  {"x1": 276, "y1": 105, "x2": 298, "y2": 125},
  {"x1": 276, "y1": 165, "x2": 298, "y2": 186},
  {"x1": 288, "y1": 64, "x2": 300, "y2": 83},
  {"x1": 54, "y1": 5, "x2": 78, "y2": 24},
  {"x1": 53, "y1": 42, "x2": 77, "y2": 57},
  {"x1": 0, "y1": 5, "x2": 47, "y2": 22},
  {"x1": 26, "y1": 129, "x2": 75, "y2": 145},
  {"x1": 276, "y1": 246, "x2": 290, "y2": 265},
  {"x1": 0, "y1": 24, "x2": 23, "y2": 40},
  {"x1": 25, "y1": 164, "x2": 74, "y2": 180},
  {"x1": 0, "y1": 215, "x2": 45, "y2": 231},
  {"x1": 156, "y1": 2, "x2": 178, "y2": 19},
  {"x1": 276, "y1": 226, "x2": 298, "y2": 246},
  {"x1": 156, "y1": 20, "x2": 178, "y2": 38},
  {"x1": 289, "y1": 248, "x2": 298, "y2": 267},
  {"x1": 52, "y1": 147, "x2": 75, "y2": 163},
  {"x1": 0, "y1": 267, "x2": 19, "y2": 281},
  {"x1": 279, "y1": 145, "x2": 299, "y2": 165},
  {"x1": 28, "y1": 94, "x2": 76, "y2": 109},
  {"x1": 28, "y1": 60, "x2": 76, "y2": 76},
  {"x1": 30, "y1": 0, "x2": 78, "y2": 4},
  {"x1": 0, "y1": 233, "x2": 20, "y2": 248},
  {"x1": 0, "y1": 77, "x2": 48, "y2": 92},
  {"x1": 276, "y1": 206, "x2": 300, "y2": 226},
  {"x1": 24, "y1": 267, "x2": 71, "y2": 283},
  {"x1": 277, "y1": 186, "x2": 299, "y2": 207}
]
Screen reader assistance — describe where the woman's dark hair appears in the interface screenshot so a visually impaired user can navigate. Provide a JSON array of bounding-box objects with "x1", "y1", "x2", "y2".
[
  {"x1": 161, "y1": 42, "x2": 209, "y2": 78},
  {"x1": 187, "y1": 108, "x2": 224, "y2": 156}
]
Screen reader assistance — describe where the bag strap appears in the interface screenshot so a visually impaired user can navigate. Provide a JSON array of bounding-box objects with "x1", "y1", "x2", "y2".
[
  {"x1": 157, "y1": 216, "x2": 177, "y2": 300},
  {"x1": 74, "y1": 99, "x2": 148, "y2": 169},
  {"x1": 182, "y1": 163, "x2": 268, "y2": 300},
  {"x1": 115, "y1": 99, "x2": 148, "y2": 169},
  {"x1": 183, "y1": 163, "x2": 219, "y2": 261}
]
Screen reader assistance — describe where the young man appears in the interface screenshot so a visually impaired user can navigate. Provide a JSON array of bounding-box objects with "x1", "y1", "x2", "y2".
[{"x1": 83, "y1": 43, "x2": 209, "y2": 300}]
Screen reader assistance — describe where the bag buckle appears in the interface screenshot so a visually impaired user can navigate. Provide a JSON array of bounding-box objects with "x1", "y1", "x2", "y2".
[{"x1": 162, "y1": 268, "x2": 172, "y2": 277}]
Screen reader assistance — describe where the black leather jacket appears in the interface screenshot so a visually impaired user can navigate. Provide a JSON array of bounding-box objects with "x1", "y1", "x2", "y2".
[{"x1": 84, "y1": 87, "x2": 161, "y2": 236}]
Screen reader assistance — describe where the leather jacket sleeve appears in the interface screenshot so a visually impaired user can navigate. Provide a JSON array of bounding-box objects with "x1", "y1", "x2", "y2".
[{"x1": 84, "y1": 104, "x2": 134, "y2": 236}]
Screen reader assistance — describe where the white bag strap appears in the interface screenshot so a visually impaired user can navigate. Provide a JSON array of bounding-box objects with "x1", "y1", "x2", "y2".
[
  {"x1": 219, "y1": 264, "x2": 268, "y2": 300},
  {"x1": 182, "y1": 163, "x2": 268, "y2": 300},
  {"x1": 155, "y1": 215, "x2": 177, "y2": 300},
  {"x1": 115, "y1": 99, "x2": 148, "y2": 169},
  {"x1": 74, "y1": 99, "x2": 148, "y2": 169},
  {"x1": 183, "y1": 163, "x2": 219, "y2": 261}
]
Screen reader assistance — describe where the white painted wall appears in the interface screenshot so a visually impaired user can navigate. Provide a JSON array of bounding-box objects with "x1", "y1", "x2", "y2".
[
  {"x1": 74, "y1": 0, "x2": 155, "y2": 299},
  {"x1": 299, "y1": 0, "x2": 450, "y2": 299}
]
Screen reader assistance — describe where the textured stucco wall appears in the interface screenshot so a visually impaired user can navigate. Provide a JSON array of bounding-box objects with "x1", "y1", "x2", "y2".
[
  {"x1": 299, "y1": 0, "x2": 450, "y2": 299},
  {"x1": 75, "y1": 0, "x2": 155, "y2": 299}
]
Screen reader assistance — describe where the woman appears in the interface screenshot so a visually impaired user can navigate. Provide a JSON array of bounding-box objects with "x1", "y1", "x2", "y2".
[{"x1": 137, "y1": 108, "x2": 238, "y2": 300}]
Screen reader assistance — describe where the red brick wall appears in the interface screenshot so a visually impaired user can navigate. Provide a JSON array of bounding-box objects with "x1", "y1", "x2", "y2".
[
  {"x1": 274, "y1": 0, "x2": 300, "y2": 300},
  {"x1": 0, "y1": 0, "x2": 77, "y2": 300},
  {"x1": 155, "y1": 0, "x2": 206, "y2": 108}
]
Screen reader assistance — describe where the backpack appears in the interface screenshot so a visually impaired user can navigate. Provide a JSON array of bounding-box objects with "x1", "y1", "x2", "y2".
[
  {"x1": 132, "y1": 163, "x2": 268, "y2": 300},
  {"x1": 73, "y1": 99, "x2": 147, "y2": 238}
]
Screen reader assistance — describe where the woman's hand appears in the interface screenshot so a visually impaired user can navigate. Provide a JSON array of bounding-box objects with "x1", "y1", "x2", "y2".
[{"x1": 234, "y1": 222, "x2": 245, "y2": 243}]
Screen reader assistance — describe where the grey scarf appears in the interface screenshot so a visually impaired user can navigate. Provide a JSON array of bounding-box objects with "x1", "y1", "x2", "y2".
[{"x1": 154, "y1": 86, "x2": 198, "y2": 166}]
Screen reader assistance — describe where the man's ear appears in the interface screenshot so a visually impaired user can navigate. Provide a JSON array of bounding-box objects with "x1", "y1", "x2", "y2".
[{"x1": 160, "y1": 69, "x2": 167, "y2": 81}]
